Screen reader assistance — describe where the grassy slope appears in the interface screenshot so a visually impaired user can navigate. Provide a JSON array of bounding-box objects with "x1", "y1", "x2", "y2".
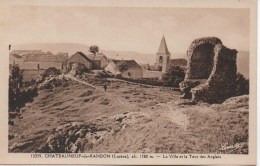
[{"x1": 9, "y1": 79, "x2": 248, "y2": 154}]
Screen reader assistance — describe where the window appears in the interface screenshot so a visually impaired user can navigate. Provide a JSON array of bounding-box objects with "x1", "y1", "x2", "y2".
[
  {"x1": 128, "y1": 72, "x2": 131, "y2": 76},
  {"x1": 159, "y1": 56, "x2": 163, "y2": 63},
  {"x1": 167, "y1": 56, "x2": 170, "y2": 63}
]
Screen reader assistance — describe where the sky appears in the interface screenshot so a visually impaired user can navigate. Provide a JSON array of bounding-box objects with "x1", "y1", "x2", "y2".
[{"x1": 1, "y1": 6, "x2": 249, "y2": 54}]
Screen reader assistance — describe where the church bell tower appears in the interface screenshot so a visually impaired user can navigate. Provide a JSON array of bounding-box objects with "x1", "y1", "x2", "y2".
[{"x1": 156, "y1": 35, "x2": 171, "y2": 73}]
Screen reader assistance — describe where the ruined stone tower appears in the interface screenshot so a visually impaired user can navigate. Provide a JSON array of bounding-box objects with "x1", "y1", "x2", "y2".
[
  {"x1": 179, "y1": 37, "x2": 238, "y2": 103},
  {"x1": 156, "y1": 35, "x2": 171, "y2": 73}
]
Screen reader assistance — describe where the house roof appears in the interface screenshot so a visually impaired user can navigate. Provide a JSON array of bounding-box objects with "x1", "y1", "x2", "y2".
[
  {"x1": 19, "y1": 62, "x2": 39, "y2": 70},
  {"x1": 157, "y1": 35, "x2": 170, "y2": 54},
  {"x1": 70, "y1": 52, "x2": 92, "y2": 62},
  {"x1": 86, "y1": 53, "x2": 108, "y2": 61},
  {"x1": 170, "y1": 58, "x2": 187, "y2": 66},
  {"x1": 111, "y1": 60, "x2": 142, "y2": 69},
  {"x1": 10, "y1": 50, "x2": 45, "y2": 55},
  {"x1": 10, "y1": 54, "x2": 22, "y2": 59},
  {"x1": 25, "y1": 54, "x2": 68, "y2": 62},
  {"x1": 39, "y1": 62, "x2": 63, "y2": 70}
]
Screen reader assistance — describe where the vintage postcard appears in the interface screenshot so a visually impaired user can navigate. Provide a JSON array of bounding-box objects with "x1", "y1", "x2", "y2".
[{"x1": 0, "y1": 0, "x2": 257, "y2": 165}]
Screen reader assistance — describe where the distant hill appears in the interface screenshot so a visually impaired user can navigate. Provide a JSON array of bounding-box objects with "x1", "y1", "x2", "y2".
[
  {"x1": 12, "y1": 43, "x2": 249, "y2": 78},
  {"x1": 237, "y1": 50, "x2": 249, "y2": 79}
]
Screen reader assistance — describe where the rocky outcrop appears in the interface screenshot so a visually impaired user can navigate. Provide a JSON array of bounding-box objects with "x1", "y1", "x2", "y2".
[
  {"x1": 180, "y1": 37, "x2": 238, "y2": 103},
  {"x1": 36, "y1": 122, "x2": 108, "y2": 153}
]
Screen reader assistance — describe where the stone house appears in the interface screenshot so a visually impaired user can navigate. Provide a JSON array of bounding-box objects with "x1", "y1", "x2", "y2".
[
  {"x1": 25, "y1": 54, "x2": 67, "y2": 72},
  {"x1": 86, "y1": 53, "x2": 109, "y2": 69},
  {"x1": 142, "y1": 70, "x2": 163, "y2": 80},
  {"x1": 67, "y1": 52, "x2": 93, "y2": 71},
  {"x1": 105, "y1": 60, "x2": 143, "y2": 79},
  {"x1": 18, "y1": 62, "x2": 44, "y2": 82},
  {"x1": 10, "y1": 50, "x2": 68, "y2": 82}
]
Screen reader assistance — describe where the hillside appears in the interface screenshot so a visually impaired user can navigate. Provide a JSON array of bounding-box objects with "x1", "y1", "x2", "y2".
[
  {"x1": 12, "y1": 43, "x2": 249, "y2": 78},
  {"x1": 9, "y1": 76, "x2": 248, "y2": 153}
]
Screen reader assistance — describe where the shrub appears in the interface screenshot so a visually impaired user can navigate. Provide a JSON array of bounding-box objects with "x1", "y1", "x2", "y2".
[
  {"x1": 9, "y1": 64, "x2": 39, "y2": 112},
  {"x1": 9, "y1": 64, "x2": 23, "y2": 89},
  {"x1": 42, "y1": 67, "x2": 61, "y2": 79},
  {"x1": 162, "y1": 66, "x2": 185, "y2": 87},
  {"x1": 235, "y1": 73, "x2": 249, "y2": 96},
  {"x1": 95, "y1": 71, "x2": 112, "y2": 78},
  {"x1": 70, "y1": 63, "x2": 88, "y2": 76}
]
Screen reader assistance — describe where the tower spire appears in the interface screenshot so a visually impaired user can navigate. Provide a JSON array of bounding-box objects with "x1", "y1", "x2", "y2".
[{"x1": 157, "y1": 35, "x2": 170, "y2": 54}]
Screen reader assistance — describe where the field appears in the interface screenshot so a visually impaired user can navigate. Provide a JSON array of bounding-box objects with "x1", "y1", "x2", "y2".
[{"x1": 9, "y1": 77, "x2": 249, "y2": 154}]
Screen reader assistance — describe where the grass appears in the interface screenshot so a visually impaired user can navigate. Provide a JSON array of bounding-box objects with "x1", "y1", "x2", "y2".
[{"x1": 9, "y1": 78, "x2": 248, "y2": 154}]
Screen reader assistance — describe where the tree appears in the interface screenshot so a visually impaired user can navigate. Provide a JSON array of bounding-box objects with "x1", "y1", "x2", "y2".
[
  {"x1": 235, "y1": 73, "x2": 249, "y2": 96},
  {"x1": 162, "y1": 66, "x2": 185, "y2": 87},
  {"x1": 9, "y1": 64, "x2": 23, "y2": 112},
  {"x1": 116, "y1": 61, "x2": 128, "y2": 73},
  {"x1": 9, "y1": 64, "x2": 23, "y2": 89},
  {"x1": 88, "y1": 45, "x2": 99, "y2": 55}
]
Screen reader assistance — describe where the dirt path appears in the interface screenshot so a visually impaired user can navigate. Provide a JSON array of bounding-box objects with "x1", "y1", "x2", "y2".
[
  {"x1": 65, "y1": 75, "x2": 189, "y2": 129},
  {"x1": 155, "y1": 102, "x2": 189, "y2": 130},
  {"x1": 65, "y1": 75, "x2": 138, "y2": 109},
  {"x1": 64, "y1": 75, "x2": 97, "y2": 89}
]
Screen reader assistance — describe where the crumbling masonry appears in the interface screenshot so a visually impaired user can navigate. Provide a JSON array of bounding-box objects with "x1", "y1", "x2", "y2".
[{"x1": 179, "y1": 37, "x2": 238, "y2": 103}]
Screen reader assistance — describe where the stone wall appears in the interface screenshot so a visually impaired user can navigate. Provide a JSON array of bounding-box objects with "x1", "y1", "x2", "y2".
[{"x1": 180, "y1": 37, "x2": 237, "y2": 103}]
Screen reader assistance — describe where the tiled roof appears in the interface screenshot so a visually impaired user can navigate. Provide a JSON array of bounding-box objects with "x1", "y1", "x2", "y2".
[
  {"x1": 86, "y1": 53, "x2": 108, "y2": 61},
  {"x1": 39, "y1": 62, "x2": 63, "y2": 70},
  {"x1": 10, "y1": 50, "x2": 45, "y2": 55},
  {"x1": 71, "y1": 52, "x2": 92, "y2": 62},
  {"x1": 25, "y1": 54, "x2": 67, "y2": 62},
  {"x1": 10, "y1": 54, "x2": 22, "y2": 59},
  {"x1": 170, "y1": 58, "x2": 187, "y2": 66},
  {"x1": 111, "y1": 60, "x2": 142, "y2": 69},
  {"x1": 19, "y1": 62, "x2": 39, "y2": 70}
]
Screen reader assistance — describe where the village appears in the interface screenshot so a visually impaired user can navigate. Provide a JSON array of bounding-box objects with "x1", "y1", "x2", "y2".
[
  {"x1": 9, "y1": 35, "x2": 187, "y2": 83},
  {"x1": 8, "y1": 36, "x2": 249, "y2": 154}
]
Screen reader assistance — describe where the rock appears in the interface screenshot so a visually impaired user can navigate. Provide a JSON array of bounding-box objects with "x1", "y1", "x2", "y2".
[
  {"x1": 8, "y1": 134, "x2": 15, "y2": 140},
  {"x1": 46, "y1": 134, "x2": 55, "y2": 143},
  {"x1": 223, "y1": 95, "x2": 249, "y2": 105},
  {"x1": 75, "y1": 129, "x2": 88, "y2": 138},
  {"x1": 9, "y1": 120, "x2": 14, "y2": 126},
  {"x1": 71, "y1": 122, "x2": 84, "y2": 128},
  {"x1": 9, "y1": 112, "x2": 19, "y2": 119},
  {"x1": 9, "y1": 141, "x2": 34, "y2": 151}
]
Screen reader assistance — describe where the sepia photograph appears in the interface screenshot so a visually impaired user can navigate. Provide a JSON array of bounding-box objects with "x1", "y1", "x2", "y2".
[{"x1": 1, "y1": 0, "x2": 257, "y2": 165}]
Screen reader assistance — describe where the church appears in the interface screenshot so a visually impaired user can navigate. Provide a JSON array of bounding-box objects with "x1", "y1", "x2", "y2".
[
  {"x1": 143, "y1": 35, "x2": 187, "y2": 80},
  {"x1": 155, "y1": 35, "x2": 187, "y2": 73}
]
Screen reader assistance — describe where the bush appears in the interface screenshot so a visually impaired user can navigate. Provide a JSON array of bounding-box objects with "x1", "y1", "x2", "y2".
[
  {"x1": 69, "y1": 63, "x2": 89, "y2": 76},
  {"x1": 9, "y1": 64, "x2": 39, "y2": 112},
  {"x1": 9, "y1": 64, "x2": 23, "y2": 89},
  {"x1": 42, "y1": 67, "x2": 61, "y2": 79},
  {"x1": 235, "y1": 73, "x2": 249, "y2": 96},
  {"x1": 95, "y1": 71, "x2": 112, "y2": 78},
  {"x1": 162, "y1": 66, "x2": 185, "y2": 87}
]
